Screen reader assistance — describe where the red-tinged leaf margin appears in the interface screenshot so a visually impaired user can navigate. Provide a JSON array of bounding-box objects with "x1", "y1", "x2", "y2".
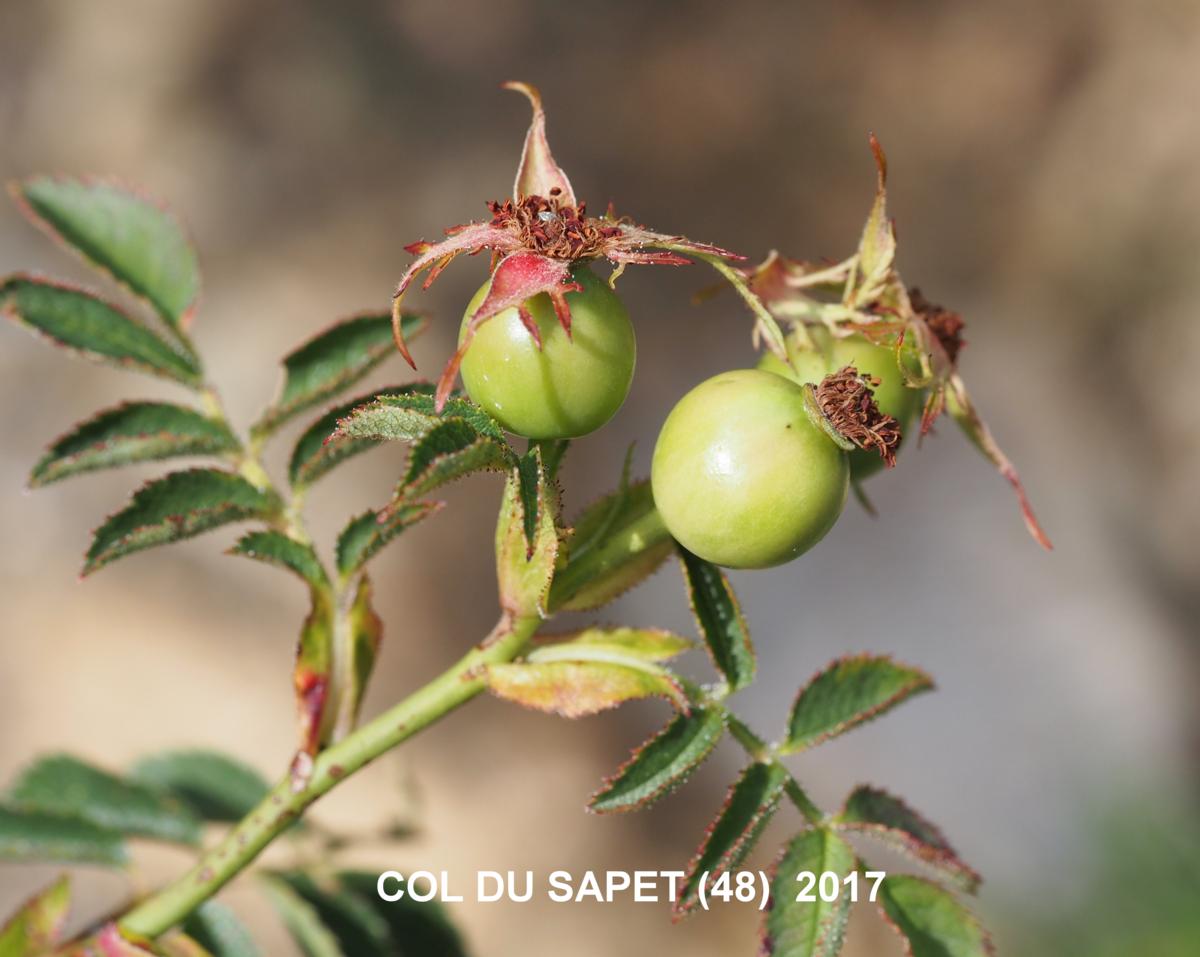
[
  {"x1": 0, "y1": 874, "x2": 71, "y2": 954},
  {"x1": 876, "y1": 875, "x2": 995, "y2": 957},
  {"x1": 761, "y1": 827, "x2": 857, "y2": 957},
  {"x1": 781, "y1": 654, "x2": 934, "y2": 754},
  {"x1": 588, "y1": 707, "x2": 727, "y2": 814},
  {"x1": 674, "y1": 761, "x2": 790, "y2": 918},
  {"x1": 484, "y1": 660, "x2": 689, "y2": 719},
  {"x1": 8, "y1": 175, "x2": 201, "y2": 341},
  {"x1": 835, "y1": 785, "x2": 981, "y2": 893},
  {"x1": 945, "y1": 373, "x2": 1052, "y2": 550},
  {"x1": 503, "y1": 81, "x2": 577, "y2": 206},
  {"x1": 435, "y1": 251, "x2": 577, "y2": 410},
  {"x1": 678, "y1": 548, "x2": 756, "y2": 693}
]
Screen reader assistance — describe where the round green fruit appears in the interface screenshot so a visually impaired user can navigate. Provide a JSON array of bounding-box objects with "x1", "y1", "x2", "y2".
[
  {"x1": 459, "y1": 265, "x2": 636, "y2": 439},
  {"x1": 651, "y1": 369, "x2": 848, "y2": 569},
  {"x1": 758, "y1": 326, "x2": 922, "y2": 479}
]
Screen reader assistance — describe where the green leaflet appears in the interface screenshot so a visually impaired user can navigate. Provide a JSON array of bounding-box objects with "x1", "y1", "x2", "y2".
[
  {"x1": 836, "y1": 786, "x2": 980, "y2": 893},
  {"x1": 0, "y1": 277, "x2": 200, "y2": 385},
  {"x1": 84, "y1": 469, "x2": 279, "y2": 575},
  {"x1": 762, "y1": 828, "x2": 856, "y2": 957},
  {"x1": 850, "y1": 135, "x2": 897, "y2": 307},
  {"x1": 12, "y1": 177, "x2": 201, "y2": 339},
  {"x1": 230, "y1": 530, "x2": 329, "y2": 589},
  {"x1": 547, "y1": 479, "x2": 673, "y2": 613},
  {"x1": 877, "y1": 875, "x2": 994, "y2": 957},
  {"x1": 399, "y1": 419, "x2": 513, "y2": 499},
  {"x1": 269, "y1": 873, "x2": 390, "y2": 957},
  {"x1": 485, "y1": 660, "x2": 687, "y2": 719},
  {"x1": 6, "y1": 754, "x2": 201, "y2": 845},
  {"x1": 533, "y1": 626, "x2": 692, "y2": 663},
  {"x1": 182, "y1": 902, "x2": 262, "y2": 957},
  {"x1": 676, "y1": 762, "x2": 791, "y2": 915},
  {"x1": 334, "y1": 502, "x2": 443, "y2": 579},
  {"x1": 287, "y1": 389, "x2": 391, "y2": 489},
  {"x1": 0, "y1": 805, "x2": 127, "y2": 866},
  {"x1": 0, "y1": 876, "x2": 71, "y2": 956},
  {"x1": 589, "y1": 708, "x2": 726, "y2": 813},
  {"x1": 679, "y1": 548, "x2": 756, "y2": 692},
  {"x1": 254, "y1": 313, "x2": 426, "y2": 437},
  {"x1": 31, "y1": 402, "x2": 239, "y2": 487},
  {"x1": 333, "y1": 388, "x2": 504, "y2": 445},
  {"x1": 337, "y1": 872, "x2": 468, "y2": 957},
  {"x1": 260, "y1": 878, "x2": 344, "y2": 957},
  {"x1": 129, "y1": 750, "x2": 271, "y2": 824},
  {"x1": 782, "y1": 654, "x2": 933, "y2": 753}
]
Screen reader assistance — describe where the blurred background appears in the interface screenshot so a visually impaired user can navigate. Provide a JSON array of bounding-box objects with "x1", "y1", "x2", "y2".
[{"x1": 1, "y1": 1, "x2": 1197, "y2": 953}]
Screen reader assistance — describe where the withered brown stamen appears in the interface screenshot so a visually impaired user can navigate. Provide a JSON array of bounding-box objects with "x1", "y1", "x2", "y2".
[
  {"x1": 909, "y1": 287, "x2": 966, "y2": 365},
  {"x1": 488, "y1": 194, "x2": 621, "y2": 261},
  {"x1": 815, "y1": 365, "x2": 902, "y2": 467}
]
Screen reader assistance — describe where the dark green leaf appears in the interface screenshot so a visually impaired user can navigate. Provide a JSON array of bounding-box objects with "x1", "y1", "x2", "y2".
[
  {"x1": 12, "y1": 176, "x2": 201, "y2": 337},
  {"x1": 878, "y1": 875, "x2": 994, "y2": 957},
  {"x1": 398, "y1": 419, "x2": 513, "y2": 499},
  {"x1": 260, "y1": 878, "x2": 344, "y2": 957},
  {"x1": 762, "y1": 828, "x2": 856, "y2": 957},
  {"x1": 30, "y1": 402, "x2": 239, "y2": 487},
  {"x1": 0, "y1": 875, "x2": 71, "y2": 955},
  {"x1": 0, "y1": 805, "x2": 126, "y2": 866},
  {"x1": 129, "y1": 750, "x2": 270, "y2": 823},
  {"x1": 338, "y1": 871, "x2": 468, "y2": 957},
  {"x1": 836, "y1": 786, "x2": 979, "y2": 892},
  {"x1": 333, "y1": 388, "x2": 504, "y2": 445},
  {"x1": 254, "y1": 313, "x2": 426, "y2": 437},
  {"x1": 182, "y1": 902, "x2": 261, "y2": 957},
  {"x1": 7, "y1": 754, "x2": 200, "y2": 845},
  {"x1": 270, "y1": 873, "x2": 389, "y2": 957},
  {"x1": 547, "y1": 479, "x2": 673, "y2": 613},
  {"x1": 1, "y1": 277, "x2": 200, "y2": 384},
  {"x1": 229, "y1": 530, "x2": 329, "y2": 589},
  {"x1": 679, "y1": 548, "x2": 756, "y2": 692},
  {"x1": 84, "y1": 469, "x2": 279, "y2": 574},
  {"x1": 782, "y1": 654, "x2": 933, "y2": 753},
  {"x1": 676, "y1": 762, "x2": 790, "y2": 915},
  {"x1": 334, "y1": 502, "x2": 443, "y2": 579},
  {"x1": 485, "y1": 660, "x2": 687, "y2": 718},
  {"x1": 589, "y1": 708, "x2": 726, "y2": 813},
  {"x1": 287, "y1": 389, "x2": 393, "y2": 489}
]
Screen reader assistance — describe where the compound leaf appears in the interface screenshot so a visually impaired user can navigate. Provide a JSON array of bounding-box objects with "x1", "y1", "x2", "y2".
[
  {"x1": 676, "y1": 762, "x2": 790, "y2": 915},
  {"x1": 84, "y1": 469, "x2": 279, "y2": 575},
  {"x1": 877, "y1": 875, "x2": 994, "y2": 957},
  {"x1": 129, "y1": 750, "x2": 270, "y2": 824},
  {"x1": 836, "y1": 786, "x2": 979, "y2": 893},
  {"x1": 254, "y1": 313, "x2": 426, "y2": 438},
  {"x1": 287, "y1": 389, "x2": 392, "y2": 489},
  {"x1": 679, "y1": 548, "x2": 755, "y2": 692},
  {"x1": 1, "y1": 277, "x2": 200, "y2": 385},
  {"x1": 7, "y1": 754, "x2": 200, "y2": 845},
  {"x1": 589, "y1": 707, "x2": 726, "y2": 813},
  {"x1": 0, "y1": 805, "x2": 126, "y2": 866},
  {"x1": 334, "y1": 502, "x2": 443, "y2": 579},
  {"x1": 782, "y1": 654, "x2": 933, "y2": 753},
  {"x1": 30, "y1": 402, "x2": 239, "y2": 487},
  {"x1": 11, "y1": 176, "x2": 200, "y2": 338},
  {"x1": 0, "y1": 875, "x2": 71, "y2": 956},
  {"x1": 761, "y1": 827, "x2": 856, "y2": 957}
]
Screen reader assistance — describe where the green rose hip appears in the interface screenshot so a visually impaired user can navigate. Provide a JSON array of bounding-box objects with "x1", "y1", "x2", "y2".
[
  {"x1": 459, "y1": 265, "x2": 636, "y2": 440},
  {"x1": 651, "y1": 369, "x2": 850, "y2": 569},
  {"x1": 759, "y1": 326, "x2": 922, "y2": 479}
]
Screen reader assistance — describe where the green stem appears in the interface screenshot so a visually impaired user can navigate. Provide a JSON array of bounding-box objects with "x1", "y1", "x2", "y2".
[
  {"x1": 119, "y1": 614, "x2": 540, "y2": 939},
  {"x1": 725, "y1": 714, "x2": 823, "y2": 825}
]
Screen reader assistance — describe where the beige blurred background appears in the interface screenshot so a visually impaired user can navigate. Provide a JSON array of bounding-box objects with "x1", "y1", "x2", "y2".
[{"x1": 2, "y1": 1, "x2": 1198, "y2": 954}]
